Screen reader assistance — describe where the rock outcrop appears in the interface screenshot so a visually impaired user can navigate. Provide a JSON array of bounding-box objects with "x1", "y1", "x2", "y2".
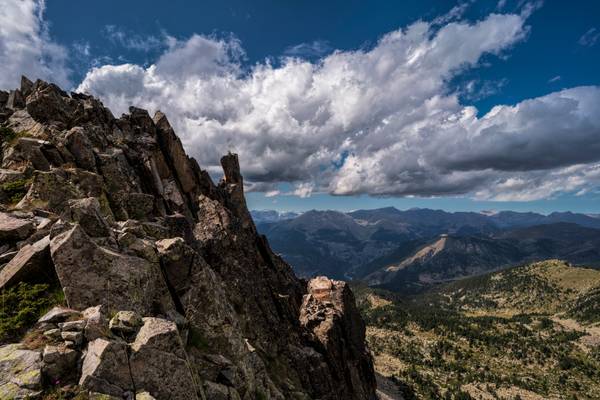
[{"x1": 0, "y1": 77, "x2": 377, "y2": 399}]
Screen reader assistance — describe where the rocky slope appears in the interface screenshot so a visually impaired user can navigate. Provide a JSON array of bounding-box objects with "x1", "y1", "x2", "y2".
[{"x1": 0, "y1": 77, "x2": 377, "y2": 400}]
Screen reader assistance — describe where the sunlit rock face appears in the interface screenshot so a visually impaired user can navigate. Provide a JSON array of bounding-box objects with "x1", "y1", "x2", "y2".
[{"x1": 0, "y1": 77, "x2": 377, "y2": 400}]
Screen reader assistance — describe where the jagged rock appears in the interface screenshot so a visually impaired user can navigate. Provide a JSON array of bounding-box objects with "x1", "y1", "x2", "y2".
[
  {"x1": 0, "y1": 344, "x2": 43, "y2": 399},
  {"x1": 20, "y1": 76, "x2": 34, "y2": 97},
  {"x1": 155, "y1": 237, "x2": 195, "y2": 292},
  {"x1": 61, "y1": 331, "x2": 83, "y2": 346},
  {"x1": 79, "y1": 338, "x2": 134, "y2": 397},
  {"x1": 6, "y1": 89, "x2": 25, "y2": 109},
  {"x1": 109, "y1": 311, "x2": 142, "y2": 335},
  {"x1": 0, "y1": 79, "x2": 377, "y2": 400},
  {"x1": 61, "y1": 197, "x2": 110, "y2": 237},
  {"x1": 64, "y1": 127, "x2": 97, "y2": 171},
  {"x1": 300, "y1": 277, "x2": 377, "y2": 400},
  {"x1": 0, "y1": 235, "x2": 53, "y2": 289},
  {"x1": 218, "y1": 153, "x2": 253, "y2": 230},
  {"x1": 25, "y1": 80, "x2": 74, "y2": 127},
  {"x1": 82, "y1": 305, "x2": 109, "y2": 341},
  {"x1": 16, "y1": 168, "x2": 106, "y2": 214},
  {"x1": 117, "y1": 232, "x2": 158, "y2": 262},
  {"x1": 129, "y1": 317, "x2": 199, "y2": 400},
  {"x1": 38, "y1": 306, "x2": 81, "y2": 324},
  {"x1": 50, "y1": 224, "x2": 175, "y2": 314},
  {"x1": 43, "y1": 328, "x2": 62, "y2": 340},
  {"x1": 0, "y1": 212, "x2": 34, "y2": 241},
  {"x1": 59, "y1": 319, "x2": 86, "y2": 331},
  {"x1": 2, "y1": 137, "x2": 53, "y2": 171},
  {"x1": 42, "y1": 344, "x2": 79, "y2": 382}
]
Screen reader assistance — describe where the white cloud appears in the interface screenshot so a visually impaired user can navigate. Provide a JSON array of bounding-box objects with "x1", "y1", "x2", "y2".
[
  {"x1": 103, "y1": 25, "x2": 164, "y2": 52},
  {"x1": 0, "y1": 0, "x2": 71, "y2": 90},
  {"x1": 76, "y1": 9, "x2": 600, "y2": 202},
  {"x1": 284, "y1": 40, "x2": 332, "y2": 58},
  {"x1": 264, "y1": 190, "x2": 281, "y2": 198},
  {"x1": 548, "y1": 75, "x2": 561, "y2": 83},
  {"x1": 292, "y1": 183, "x2": 314, "y2": 198},
  {"x1": 578, "y1": 27, "x2": 599, "y2": 47}
]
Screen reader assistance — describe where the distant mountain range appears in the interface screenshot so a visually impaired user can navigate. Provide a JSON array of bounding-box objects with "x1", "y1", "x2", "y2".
[{"x1": 253, "y1": 207, "x2": 600, "y2": 291}]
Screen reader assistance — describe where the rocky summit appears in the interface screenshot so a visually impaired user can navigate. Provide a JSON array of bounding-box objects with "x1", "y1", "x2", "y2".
[{"x1": 0, "y1": 77, "x2": 377, "y2": 400}]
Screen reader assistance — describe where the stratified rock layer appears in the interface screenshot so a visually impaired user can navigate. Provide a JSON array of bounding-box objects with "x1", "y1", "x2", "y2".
[{"x1": 0, "y1": 77, "x2": 377, "y2": 400}]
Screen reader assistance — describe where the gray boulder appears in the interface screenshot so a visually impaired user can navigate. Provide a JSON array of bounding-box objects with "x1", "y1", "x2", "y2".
[
  {"x1": 38, "y1": 306, "x2": 81, "y2": 324},
  {"x1": 61, "y1": 197, "x2": 110, "y2": 237},
  {"x1": 50, "y1": 224, "x2": 175, "y2": 315},
  {"x1": 42, "y1": 344, "x2": 79, "y2": 383},
  {"x1": 0, "y1": 235, "x2": 52, "y2": 290},
  {"x1": 79, "y1": 339, "x2": 134, "y2": 397},
  {"x1": 130, "y1": 317, "x2": 199, "y2": 400},
  {"x1": 0, "y1": 344, "x2": 43, "y2": 399},
  {"x1": 0, "y1": 211, "x2": 34, "y2": 241}
]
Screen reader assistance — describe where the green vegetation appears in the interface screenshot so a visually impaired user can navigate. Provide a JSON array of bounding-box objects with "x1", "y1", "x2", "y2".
[
  {"x1": 1, "y1": 178, "x2": 31, "y2": 204},
  {"x1": 0, "y1": 283, "x2": 65, "y2": 343},
  {"x1": 355, "y1": 260, "x2": 600, "y2": 399},
  {"x1": 0, "y1": 126, "x2": 18, "y2": 143},
  {"x1": 0, "y1": 126, "x2": 29, "y2": 145}
]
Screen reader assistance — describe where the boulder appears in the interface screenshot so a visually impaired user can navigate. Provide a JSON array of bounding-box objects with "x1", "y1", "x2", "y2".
[
  {"x1": 0, "y1": 212, "x2": 34, "y2": 241},
  {"x1": 38, "y1": 306, "x2": 81, "y2": 324},
  {"x1": 0, "y1": 235, "x2": 52, "y2": 290},
  {"x1": 59, "y1": 319, "x2": 86, "y2": 332},
  {"x1": 1, "y1": 137, "x2": 53, "y2": 171},
  {"x1": 156, "y1": 237, "x2": 195, "y2": 292},
  {"x1": 79, "y1": 338, "x2": 134, "y2": 397},
  {"x1": 42, "y1": 344, "x2": 79, "y2": 382},
  {"x1": 129, "y1": 317, "x2": 199, "y2": 400},
  {"x1": 61, "y1": 331, "x2": 83, "y2": 346},
  {"x1": 109, "y1": 311, "x2": 142, "y2": 336},
  {"x1": 15, "y1": 168, "x2": 106, "y2": 214},
  {"x1": 50, "y1": 224, "x2": 175, "y2": 315},
  {"x1": 64, "y1": 127, "x2": 97, "y2": 171},
  {"x1": 0, "y1": 344, "x2": 43, "y2": 399},
  {"x1": 61, "y1": 197, "x2": 110, "y2": 237},
  {"x1": 25, "y1": 80, "x2": 74, "y2": 127},
  {"x1": 82, "y1": 305, "x2": 109, "y2": 341}
]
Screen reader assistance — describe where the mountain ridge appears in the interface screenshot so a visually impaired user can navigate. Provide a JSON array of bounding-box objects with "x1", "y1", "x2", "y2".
[{"x1": 0, "y1": 76, "x2": 377, "y2": 399}]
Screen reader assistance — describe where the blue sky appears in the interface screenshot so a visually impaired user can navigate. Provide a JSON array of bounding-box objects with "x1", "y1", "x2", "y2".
[{"x1": 2, "y1": 0, "x2": 600, "y2": 213}]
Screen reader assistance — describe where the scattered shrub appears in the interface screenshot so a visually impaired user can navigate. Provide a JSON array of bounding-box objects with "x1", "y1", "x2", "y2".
[{"x1": 0, "y1": 282, "x2": 64, "y2": 343}]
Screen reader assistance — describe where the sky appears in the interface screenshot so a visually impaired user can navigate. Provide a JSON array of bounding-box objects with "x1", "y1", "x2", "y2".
[{"x1": 1, "y1": 0, "x2": 600, "y2": 213}]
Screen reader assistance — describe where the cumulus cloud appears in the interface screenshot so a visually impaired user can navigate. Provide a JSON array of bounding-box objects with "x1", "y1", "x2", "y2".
[
  {"x1": 77, "y1": 9, "x2": 600, "y2": 201},
  {"x1": 0, "y1": 0, "x2": 71, "y2": 90}
]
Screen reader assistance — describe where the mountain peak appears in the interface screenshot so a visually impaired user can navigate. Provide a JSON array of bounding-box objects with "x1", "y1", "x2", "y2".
[{"x1": 0, "y1": 78, "x2": 376, "y2": 399}]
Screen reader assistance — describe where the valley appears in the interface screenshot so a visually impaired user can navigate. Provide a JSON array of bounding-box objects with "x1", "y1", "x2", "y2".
[{"x1": 354, "y1": 260, "x2": 600, "y2": 399}]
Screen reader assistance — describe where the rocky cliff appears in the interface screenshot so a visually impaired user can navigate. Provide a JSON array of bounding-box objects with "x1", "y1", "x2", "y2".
[{"x1": 0, "y1": 76, "x2": 376, "y2": 400}]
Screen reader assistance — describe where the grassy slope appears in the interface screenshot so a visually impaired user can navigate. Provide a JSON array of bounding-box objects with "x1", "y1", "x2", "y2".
[{"x1": 354, "y1": 260, "x2": 600, "y2": 400}]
